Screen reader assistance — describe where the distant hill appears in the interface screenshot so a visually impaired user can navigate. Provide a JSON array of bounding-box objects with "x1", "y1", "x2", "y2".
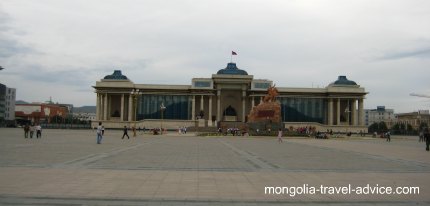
[
  {"x1": 16, "y1": 100, "x2": 29, "y2": 104},
  {"x1": 73, "y1": 106, "x2": 96, "y2": 113}
]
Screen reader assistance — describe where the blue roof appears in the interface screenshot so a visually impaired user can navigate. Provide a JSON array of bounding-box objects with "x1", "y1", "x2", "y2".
[
  {"x1": 332, "y1": 76, "x2": 357, "y2": 85},
  {"x1": 216, "y1": 63, "x2": 248, "y2": 75},
  {"x1": 104, "y1": 70, "x2": 128, "y2": 80}
]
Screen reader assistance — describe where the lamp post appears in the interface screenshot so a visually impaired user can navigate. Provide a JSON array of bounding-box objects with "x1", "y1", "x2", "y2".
[
  {"x1": 131, "y1": 89, "x2": 139, "y2": 137},
  {"x1": 160, "y1": 102, "x2": 166, "y2": 134}
]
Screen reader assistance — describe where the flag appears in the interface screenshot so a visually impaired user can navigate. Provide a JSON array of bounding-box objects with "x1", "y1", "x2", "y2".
[{"x1": 232, "y1": 51, "x2": 237, "y2": 55}]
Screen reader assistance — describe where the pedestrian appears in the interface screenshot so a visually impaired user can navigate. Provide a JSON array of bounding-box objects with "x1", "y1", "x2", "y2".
[
  {"x1": 29, "y1": 124, "x2": 35, "y2": 138},
  {"x1": 424, "y1": 128, "x2": 430, "y2": 151},
  {"x1": 132, "y1": 126, "x2": 136, "y2": 137},
  {"x1": 419, "y1": 130, "x2": 424, "y2": 142},
  {"x1": 278, "y1": 128, "x2": 283, "y2": 143},
  {"x1": 386, "y1": 131, "x2": 391, "y2": 142},
  {"x1": 96, "y1": 122, "x2": 103, "y2": 144},
  {"x1": 35, "y1": 124, "x2": 42, "y2": 138},
  {"x1": 24, "y1": 124, "x2": 29, "y2": 138},
  {"x1": 122, "y1": 126, "x2": 130, "y2": 139}
]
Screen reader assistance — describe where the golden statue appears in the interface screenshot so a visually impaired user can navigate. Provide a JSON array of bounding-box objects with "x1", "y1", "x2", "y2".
[{"x1": 263, "y1": 85, "x2": 279, "y2": 103}]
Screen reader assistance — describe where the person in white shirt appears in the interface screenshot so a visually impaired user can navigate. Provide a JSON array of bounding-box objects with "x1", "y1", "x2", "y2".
[
  {"x1": 35, "y1": 124, "x2": 42, "y2": 138},
  {"x1": 96, "y1": 122, "x2": 103, "y2": 144},
  {"x1": 277, "y1": 128, "x2": 283, "y2": 143}
]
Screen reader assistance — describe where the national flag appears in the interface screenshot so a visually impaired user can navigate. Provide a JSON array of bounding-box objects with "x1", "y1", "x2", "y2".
[{"x1": 232, "y1": 51, "x2": 237, "y2": 55}]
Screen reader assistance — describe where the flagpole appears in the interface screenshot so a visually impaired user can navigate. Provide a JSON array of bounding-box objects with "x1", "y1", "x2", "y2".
[{"x1": 230, "y1": 53, "x2": 232, "y2": 63}]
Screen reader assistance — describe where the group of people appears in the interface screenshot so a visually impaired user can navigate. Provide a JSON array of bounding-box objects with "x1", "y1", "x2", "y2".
[
  {"x1": 178, "y1": 126, "x2": 187, "y2": 134},
  {"x1": 23, "y1": 124, "x2": 42, "y2": 138}
]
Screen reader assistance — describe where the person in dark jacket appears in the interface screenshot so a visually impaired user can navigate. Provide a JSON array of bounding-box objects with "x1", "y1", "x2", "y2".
[
  {"x1": 424, "y1": 128, "x2": 430, "y2": 151},
  {"x1": 122, "y1": 126, "x2": 130, "y2": 139}
]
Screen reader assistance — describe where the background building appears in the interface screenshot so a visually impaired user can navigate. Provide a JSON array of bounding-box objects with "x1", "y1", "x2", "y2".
[
  {"x1": 15, "y1": 103, "x2": 69, "y2": 125},
  {"x1": 93, "y1": 62, "x2": 368, "y2": 132},
  {"x1": 395, "y1": 110, "x2": 430, "y2": 130},
  {"x1": 0, "y1": 83, "x2": 16, "y2": 126},
  {"x1": 364, "y1": 106, "x2": 395, "y2": 127},
  {"x1": 5, "y1": 87, "x2": 16, "y2": 121},
  {"x1": 0, "y1": 84, "x2": 5, "y2": 121}
]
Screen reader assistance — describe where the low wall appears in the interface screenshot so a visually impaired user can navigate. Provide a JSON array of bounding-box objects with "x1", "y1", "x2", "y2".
[
  {"x1": 283, "y1": 122, "x2": 368, "y2": 133},
  {"x1": 91, "y1": 119, "x2": 196, "y2": 129}
]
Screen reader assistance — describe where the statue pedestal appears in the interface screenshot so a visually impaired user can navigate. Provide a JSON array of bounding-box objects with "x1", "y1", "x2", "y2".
[
  {"x1": 247, "y1": 101, "x2": 282, "y2": 134},
  {"x1": 198, "y1": 119, "x2": 205, "y2": 127},
  {"x1": 248, "y1": 101, "x2": 281, "y2": 123}
]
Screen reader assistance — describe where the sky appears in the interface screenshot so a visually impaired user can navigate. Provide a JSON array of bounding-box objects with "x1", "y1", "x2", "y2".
[{"x1": 0, "y1": 0, "x2": 429, "y2": 112}]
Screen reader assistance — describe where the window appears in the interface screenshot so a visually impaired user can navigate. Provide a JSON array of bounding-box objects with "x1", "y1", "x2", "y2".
[
  {"x1": 194, "y1": 81, "x2": 211, "y2": 88},
  {"x1": 254, "y1": 82, "x2": 271, "y2": 89}
]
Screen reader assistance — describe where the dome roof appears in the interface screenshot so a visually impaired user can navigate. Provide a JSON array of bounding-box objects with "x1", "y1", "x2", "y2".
[
  {"x1": 104, "y1": 70, "x2": 128, "y2": 80},
  {"x1": 331, "y1": 76, "x2": 357, "y2": 86},
  {"x1": 216, "y1": 63, "x2": 248, "y2": 75}
]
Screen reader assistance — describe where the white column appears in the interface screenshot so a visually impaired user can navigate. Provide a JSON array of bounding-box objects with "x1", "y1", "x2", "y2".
[
  {"x1": 328, "y1": 98, "x2": 333, "y2": 125},
  {"x1": 128, "y1": 95, "x2": 133, "y2": 121},
  {"x1": 96, "y1": 93, "x2": 100, "y2": 120},
  {"x1": 100, "y1": 94, "x2": 104, "y2": 120},
  {"x1": 351, "y1": 99, "x2": 357, "y2": 126},
  {"x1": 120, "y1": 94, "x2": 124, "y2": 121},
  {"x1": 336, "y1": 98, "x2": 340, "y2": 125},
  {"x1": 208, "y1": 96, "x2": 213, "y2": 126},
  {"x1": 191, "y1": 95, "x2": 196, "y2": 120},
  {"x1": 251, "y1": 96, "x2": 255, "y2": 107},
  {"x1": 200, "y1": 95, "x2": 204, "y2": 114},
  {"x1": 242, "y1": 91, "x2": 246, "y2": 122},
  {"x1": 217, "y1": 90, "x2": 221, "y2": 122},
  {"x1": 358, "y1": 98, "x2": 364, "y2": 126},
  {"x1": 104, "y1": 94, "x2": 108, "y2": 120}
]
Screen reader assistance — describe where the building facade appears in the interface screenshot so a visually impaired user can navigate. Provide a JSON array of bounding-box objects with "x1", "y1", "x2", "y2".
[
  {"x1": 5, "y1": 87, "x2": 16, "y2": 121},
  {"x1": 395, "y1": 110, "x2": 430, "y2": 130},
  {"x1": 93, "y1": 63, "x2": 368, "y2": 132},
  {"x1": 0, "y1": 84, "x2": 5, "y2": 120},
  {"x1": 364, "y1": 106, "x2": 395, "y2": 127},
  {"x1": 0, "y1": 84, "x2": 16, "y2": 121},
  {"x1": 15, "y1": 103, "x2": 69, "y2": 124}
]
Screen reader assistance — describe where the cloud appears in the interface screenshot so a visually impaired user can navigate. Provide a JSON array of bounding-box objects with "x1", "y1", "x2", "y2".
[
  {"x1": 0, "y1": 38, "x2": 33, "y2": 58},
  {"x1": 378, "y1": 47, "x2": 430, "y2": 60},
  {"x1": 0, "y1": 9, "x2": 33, "y2": 58}
]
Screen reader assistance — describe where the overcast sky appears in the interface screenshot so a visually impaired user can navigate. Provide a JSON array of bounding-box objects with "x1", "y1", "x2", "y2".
[{"x1": 1, "y1": 0, "x2": 429, "y2": 112}]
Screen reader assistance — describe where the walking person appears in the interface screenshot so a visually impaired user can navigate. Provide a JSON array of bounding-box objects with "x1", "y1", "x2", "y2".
[
  {"x1": 277, "y1": 128, "x2": 283, "y2": 143},
  {"x1": 419, "y1": 130, "x2": 424, "y2": 142},
  {"x1": 386, "y1": 131, "x2": 391, "y2": 142},
  {"x1": 35, "y1": 124, "x2": 42, "y2": 138},
  {"x1": 122, "y1": 126, "x2": 130, "y2": 139},
  {"x1": 424, "y1": 128, "x2": 430, "y2": 151},
  {"x1": 24, "y1": 124, "x2": 29, "y2": 138},
  {"x1": 29, "y1": 124, "x2": 35, "y2": 138},
  {"x1": 96, "y1": 122, "x2": 103, "y2": 144}
]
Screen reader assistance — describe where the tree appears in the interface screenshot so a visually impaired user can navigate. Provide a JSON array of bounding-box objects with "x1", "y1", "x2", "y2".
[
  {"x1": 368, "y1": 121, "x2": 387, "y2": 133},
  {"x1": 392, "y1": 122, "x2": 415, "y2": 135}
]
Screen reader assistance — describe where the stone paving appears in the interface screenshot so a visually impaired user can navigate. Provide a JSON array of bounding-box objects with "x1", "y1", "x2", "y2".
[{"x1": 0, "y1": 128, "x2": 429, "y2": 205}]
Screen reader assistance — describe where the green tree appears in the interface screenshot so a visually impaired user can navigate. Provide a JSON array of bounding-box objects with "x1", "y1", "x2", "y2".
[{"x1": 368, "y1": 121, "x2": 387, "y2": 133}]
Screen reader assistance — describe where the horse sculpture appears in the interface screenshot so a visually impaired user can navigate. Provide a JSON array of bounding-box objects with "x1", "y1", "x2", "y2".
[{"x1": 263, "y1": 85, "x2": 279, "y2": 103}]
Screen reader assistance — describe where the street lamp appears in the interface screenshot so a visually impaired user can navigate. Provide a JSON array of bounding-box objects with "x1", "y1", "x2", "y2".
[
  {"x1": 131, "y1": 89, "x2": 140, "y2": 137},
  {"x1": 160, "y1": 102, "x2": 166, "y2": 134}
]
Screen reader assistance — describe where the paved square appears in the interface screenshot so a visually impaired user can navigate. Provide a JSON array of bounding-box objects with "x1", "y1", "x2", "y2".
[{"x1": 0, "y1": 128, "x2": 429, "y2": 205}]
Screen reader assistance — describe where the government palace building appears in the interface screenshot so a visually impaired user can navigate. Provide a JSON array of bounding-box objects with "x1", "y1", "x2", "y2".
[{"x1": 93, "y1": 62, "x2": 367, "y2": 132}]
